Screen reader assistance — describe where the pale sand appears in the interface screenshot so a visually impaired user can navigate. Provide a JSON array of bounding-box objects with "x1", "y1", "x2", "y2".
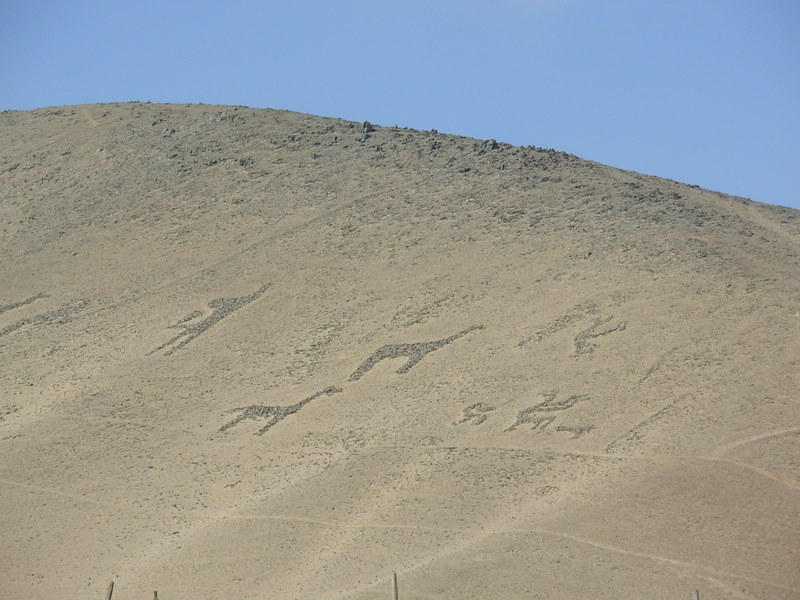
[{"x1": 0, "y1": 103, "x2": 798, "y2": 599}]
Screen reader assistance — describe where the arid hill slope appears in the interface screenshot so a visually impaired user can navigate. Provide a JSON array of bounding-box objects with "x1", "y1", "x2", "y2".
[{"x1": 1, "y1": 103, "x2": 798, "y2": 600}]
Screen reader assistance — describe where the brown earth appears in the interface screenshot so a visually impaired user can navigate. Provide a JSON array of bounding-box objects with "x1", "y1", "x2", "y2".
[{"x1": 0, "y1": 102, "x2": 798, "y2": 600}]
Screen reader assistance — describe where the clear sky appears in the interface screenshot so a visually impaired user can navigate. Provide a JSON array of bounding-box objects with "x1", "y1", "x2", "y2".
[{"x1": 3, "y1": 0, "x2": 798, "y2": 209}]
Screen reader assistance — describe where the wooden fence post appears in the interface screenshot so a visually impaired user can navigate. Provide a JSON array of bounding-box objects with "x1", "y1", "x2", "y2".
[
  {"x1": 392, "y1": 571, "x2": 398, "y2": 600},
  {"x1": 693, "y1": 589, "x2": 700, "y2": 600},
  {"x1": 105, "y1": 581, "x2": 114, "y2": 600}
]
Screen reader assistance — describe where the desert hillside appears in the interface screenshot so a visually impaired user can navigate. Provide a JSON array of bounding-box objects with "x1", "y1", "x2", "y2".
[{"x1": 1, "y1": 102, "x2": 798, "y2": 600}]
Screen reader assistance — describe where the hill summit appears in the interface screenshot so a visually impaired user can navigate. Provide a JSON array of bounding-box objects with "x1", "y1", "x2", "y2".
[{"x1": 1, "y1": 102, "x2": 798, "y2": 600}]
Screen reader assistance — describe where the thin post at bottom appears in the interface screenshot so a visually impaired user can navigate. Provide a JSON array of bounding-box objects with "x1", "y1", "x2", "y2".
[
  {"x1": 391, "y1": 571, "x2": 398, "y2": 600},
  {"x1": 105, "y1": 581, "x2": 114, "y2": 600},
  {"x1": 693, "y1": 589, "x2": 700, "y2": 600}
]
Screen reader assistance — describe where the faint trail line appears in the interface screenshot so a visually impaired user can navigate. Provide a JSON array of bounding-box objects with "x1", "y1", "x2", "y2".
[
  {"x1": 745, "y1": 203, "x2": 800, "y2": 247},
  {"x1": 523, "y1": 449, "x2": 800, "y2": 493},
  {"x1": 604, "y1": 451, "x2": 800, "y2": 493},
  {"x1": 603, "y1": 396, "x2": 689, "y2": 453},
  {"x1": 0, "y1": 477, "x2": 159, "y2": 516},
  {"x1": 361, "y1": 445, "x2": 800, "y2": 491},
  {"x1": 224, "y1": 513, "x2": 476, "y2": 535},
  {"x1": 600, "y1": 451, "x2": 799, "y2": 493},
  {"x1": 80, "y1": 106, "x2": 99, "y2": 128},
  {"x1": 56, "y1": 194, "x2": 372, "y2": 325},
  {"x1": 112, "y1": 460, "x2": 348, "y2": 588},
  {"x1": 181, "y1": 193, "x2": 376, "y2": 283},
  {"x1": 714, "y1": 426, "x2": 800, "y2": 457},
  {"x1": 713, "y1": 457, "x2": 800, "y2": 492},
  {"x1": 530, "y1": 528, "x2": 798, "y2": 596},
  {"x1": 372, "y1": 444, "x2": 629, "y2": 460},
  {"x1": 224, "y1": 514, "x2": 799, "y2": 595}
]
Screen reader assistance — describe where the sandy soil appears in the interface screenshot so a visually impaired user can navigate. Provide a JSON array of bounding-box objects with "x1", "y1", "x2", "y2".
[{"x1": 0, "y1": 103, "x2": 798, "y2": 599}]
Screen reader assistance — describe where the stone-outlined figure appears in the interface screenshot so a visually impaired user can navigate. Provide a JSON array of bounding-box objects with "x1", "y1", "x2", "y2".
[
  {"x1": 220, "y1": 386, "x2": 342, "y2": 435},
  {"x1": 555, "y1": 424, "x2": 594, "y2": 439},
  {"x1": 0, "y1": 405, "x2": 20, "y2": 422},
  {"x1": 505, "y1": 391, "x2": 589, "y2": 432},
  {"x1": 148, "y1": 284, "x2": 269, "y2": 356},
  {"x1": 349, "y1": 324, "x2": 484, "y2": 381},
  {"x1": 454, "y1": 402, "x2": 496, "y2": 425},
  {"x1": 0, "y1": 299, "x2": 88, "y2": 337},
  {"x1": 508, "y1": 411, "x2": 556, "y2": 432},
  {"x1": 516, "y1": 302, "x2": 599, "y2": 348},
  {"x1": 0, "y1": 292, "x2": 48, "y2": 316},
  {"x1": 572, "y1": 316, "x2": 626, "y2": 357}
]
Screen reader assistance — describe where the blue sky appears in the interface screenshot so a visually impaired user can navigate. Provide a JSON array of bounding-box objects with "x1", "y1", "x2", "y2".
[{"x1": 3, "y1": 0, "x2": 798, "y2": 209}]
